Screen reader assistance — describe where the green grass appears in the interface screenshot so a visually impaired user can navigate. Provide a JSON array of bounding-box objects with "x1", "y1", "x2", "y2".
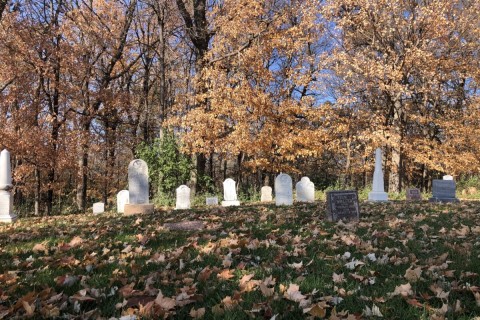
[{"x1": 1, "y1": 201, "x2": 480, "y2": 319}]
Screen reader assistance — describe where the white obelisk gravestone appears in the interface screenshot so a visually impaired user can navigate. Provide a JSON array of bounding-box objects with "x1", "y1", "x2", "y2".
[
  {"x1": 0, "y1": 150, "x2": 17, "y2": 223},
  {"x1": 368, "y1": 148, "x2": 388, "y2": 201}
]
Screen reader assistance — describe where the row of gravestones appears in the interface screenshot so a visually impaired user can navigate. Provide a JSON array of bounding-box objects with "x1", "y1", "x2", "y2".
[
  {"x1": 97, "y1": 151, "x2": 460, "y2": 217},
  {"x1": 172, "y1": 175, "x2": 315, "y2": 210},
  {"x1": 0, "y1": 149, "x2": 459, "y2": 223}
]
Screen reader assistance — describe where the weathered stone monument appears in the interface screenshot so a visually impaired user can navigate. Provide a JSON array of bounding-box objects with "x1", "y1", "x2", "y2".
[
  {"x1": 175, "y1": 185, "x2": 191, "y2": 210},
  {"x1": 221, "y1": 178, "x2": 240, "y2": 206},
  {"x1": 124, "y1": 159, "x2": 154, "y2": 215},
  {"x1": 296, "y1": 177, "x2": 315, "y2": 202},
  {"x1": 206, "y1": 197, "x2": 219, "y2": 206},
  {"x1": 368, "y1": 148, "x2": 388, "y2": 201},
  {"x1": 116, "y1": 190, "x2": 129, "y2": 213},
  {"x1": 0, "y1": 150, "x2": 16, "y2": 223},
  {"x1": 93, "y1": 202, "x2": 105, "y2": 215},
  {"x1": 261, "y1": 186, "x2": 273, "y2": 202},
  {"x1": 326, "y1": 190, "x2": 360, "y2": 221},
  {"x1": 275, "y1": 173, "x2": 293, "y2": 206},
  {"x1": 406, "y1": 188, "x2": 422, "y2": 201},
  {"x1": 429, "y1": 179, "x2": 459, "y2": 203}
]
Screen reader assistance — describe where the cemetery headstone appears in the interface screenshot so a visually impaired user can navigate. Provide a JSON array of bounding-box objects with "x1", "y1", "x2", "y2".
[
  {"x1": 206, "y1": 197, "x2": 219, "y2": 206},
  {"x1": 93, "y1": 202, "x2": 105, "y2": 215},
  {"x1": 175, "y1": 185, "x2": 191, "y2": 210},
  {"x1": 124, "y1": 159, "x2": 154, "y2": 215},
  {"x1": 406, "y1": 188, "x2": 422, "y2": 201},
  {"x1": 443, "y1": 175, "x2": 454, "y2": 180},
  {"x1": 368, "y1": 148, "x2": 389, "y2": 201},
  {"x1": 0, "y1": 150, "x2": 16, "y2": 223},
  {"x1": 275, "y1": 173, "x2": 293, "y2": 206},
  {"x1": 326, "y1": 190, "x2": 360, "y2": 221},
  {"x1": 221, "y1": 178, "x2": 240, "y2": 206},
  {"x1": 429, "y1": 180, "x2": 459, "y2": 203},
  {"x1": 296, "y1": 177, "x2": 315, "y2": 202},
  {"x1": 116, "y1": 190, "x2": 129, "y2": 213},
  {"x1": 261, "y1": 186, "x2": 273, "y2": 202},
  {"x1": 164, "y1": 220, "x2": 204, "y2": 231}
]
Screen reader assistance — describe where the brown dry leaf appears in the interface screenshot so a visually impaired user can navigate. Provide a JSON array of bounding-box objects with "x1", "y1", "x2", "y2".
[
  {"x1": 391, "y1": 283, "x2": 413, "y2": 297},
  {"x1": 155, "y1": 291, "x2": 176, "y2": 310},
  {"x1": 189, "y1": 307, "x2": 205, "y2": 319},
  {"x1": 307, "y1": 303, "x2": 326, "y2": 317},
  {"x1": 68, "y1": 236, "x2": 84, "y2": 247},
  {"x1": 474, "y1": 292, "x2": 480, "y2": 307},
  {"x1": 260, "y1": 276, "x2": 276, "y2": 297},
  {"x1": 404, "y1": 266, "x2": 422, "y2": 282},
  {"x1": 217, "y1": 269, "x2": 235, "y2": 280},
  {"x1": 21, "y1": 300, "x2": 35, "y2": 316},
  {"x1": 349, "y1": 273, "x2": 365, "y2": 282},
  {"x1": 198, "y1": 267, "x2": 212, "y2": 282},
  {"x1": 222, "y1": 296, "x2": 237, "y2": 310},
  {"x1": 283, "y1": 283, "x2": 306, "y2": 302},
  {"x1": 32, "y1": 243, "x2": 47, "y2": 254},
  {"x1": 332, "y1": 273, "x2": 345, "y2": 283}
]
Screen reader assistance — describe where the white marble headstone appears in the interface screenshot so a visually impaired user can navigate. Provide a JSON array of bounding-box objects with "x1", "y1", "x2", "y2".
[
  {"x1": 128, "y1": 159, "x2": 149, "y2": 204},
  {"x1": 222, "y1": 178, "x2": 240, "y2": 206},
  {"x1": 275, "y1": 173, "x2": 293, "y2": 206},
  {"x1": 443, "y1": 175, "x2": 454, "y2": 180},
  {"x1": 0, "y1": 149, "x2": 16, "y2": 223},
  {"x1": 175, "y1": 185, "x2": 191, "y2": 210},
  {"x1": 261, "y1": 186, "x2": 273, "y2": 202},
  {"x1": 93, "y1": 202, "x2": 104, "y2": 215},
  {"x1": 296, "y1": 177, "x2": 315, "y2": 202},
  {"x1": 206, "y1": 197, "x2": 219, "y2": 206},
  {"x1": 116, "y1": 190, "x2": 129, "y2": 213}
]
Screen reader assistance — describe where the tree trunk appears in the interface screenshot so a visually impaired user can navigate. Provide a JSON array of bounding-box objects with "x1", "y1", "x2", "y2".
[
  {"x1": 388, "y1": 98, "x2": 403, "y2": 193},
  {"x1": 34, "y1": 166, "x2": 40, "y2": 216},
  {"x1": 76, "y1": 121, "x2": 91, "y2": 212}
]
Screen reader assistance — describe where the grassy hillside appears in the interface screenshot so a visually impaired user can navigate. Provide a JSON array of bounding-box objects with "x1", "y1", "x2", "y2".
[{"x1": 1, "y1": 201, "x2": 480, "y2": 319}]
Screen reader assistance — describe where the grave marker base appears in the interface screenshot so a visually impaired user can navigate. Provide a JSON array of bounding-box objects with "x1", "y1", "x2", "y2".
[{"x1": 124, "y1": 204, "x2": 154, "y2": 215}]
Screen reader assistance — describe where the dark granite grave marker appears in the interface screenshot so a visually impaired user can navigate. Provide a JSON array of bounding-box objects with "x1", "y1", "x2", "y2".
[
  {"x1": 326, "y1": 190, "x2": 360, "y2": 221},
  {"x1": 429, "y1": 180, "x2": 459, "y2": 203},
  {"x1": 406, "y1": 188, "x2": 422, "y2": 201}
]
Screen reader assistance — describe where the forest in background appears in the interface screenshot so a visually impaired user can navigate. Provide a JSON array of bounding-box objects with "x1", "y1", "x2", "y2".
[{"x1": 1, "y1": 0, "x2": 480, "y2": 215}]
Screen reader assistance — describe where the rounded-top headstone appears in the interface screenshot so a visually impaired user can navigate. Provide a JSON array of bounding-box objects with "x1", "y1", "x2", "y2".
[
  {"x1": 261, "y1": 186, "x2": 273, "y2": 202},
  {"x1": 223, "y1": 178, "x2": 237, "y2": 201},
  {"x1": 296, "y1": 177, "x2": 315, "y2": 202},
  {"x1": 0, "y1": 150, "x2": 12, "y2": 190},
  {"x1": 175, "y1": 185, "x2": 191, "y2": 210},
  {"x1": 128, "y1": 159, "x2": 149, "y2": 204},
  {"x1": 117, "y1": 190, "x2": 129, "y2": 213},
  {"x1": 275, "y1": 173, "x2": 293, "y2": 206}
]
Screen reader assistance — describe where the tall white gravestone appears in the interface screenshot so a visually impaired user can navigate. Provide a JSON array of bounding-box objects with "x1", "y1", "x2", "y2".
[
  {"x1": 261, "y1": 186, "x2": 273, "y2": 202},
  {"x1": 175, "y1": 185, "x2": 191, "y2": 209},
  {"x1": 296, "y1": 177, "x2": 315, "y2": 202},
  {"x1": 124, "y1": 159, "x2": 154, "y2": 215},
  {"x1": 368, "y1": 148, "x2": 389, "y2": 201},
  {"x1": 275, "y1": 173, "x2": 293, "y2": 206},
  {"x1": 0, "y1": 150, "x2": 16, "y2": 223},
  {"x1": 116, "y1": 190, "x2": 129, "y2": 213},
  {"x1": 221, "y1": 178, "x2": 240, "y2": 206}
]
